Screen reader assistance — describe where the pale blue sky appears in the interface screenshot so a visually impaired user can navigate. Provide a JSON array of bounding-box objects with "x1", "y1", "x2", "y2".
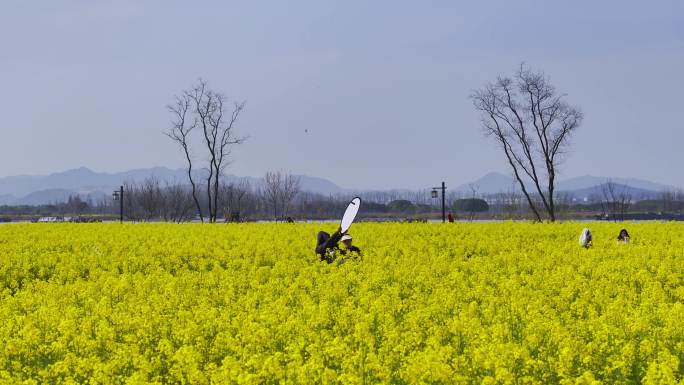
[{"x1": 1, "y1": 1, "x2": 683, "y2": 189}]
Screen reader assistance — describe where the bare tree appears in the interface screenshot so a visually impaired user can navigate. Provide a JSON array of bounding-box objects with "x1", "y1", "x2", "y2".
[
  {"x1": 166, "y1": 93, "x2": 203, "y2": 222},
  {"x1": 279, "y1": 173, "x2": 301, "y2": 219},
  {"x1": 263, "y1": 171, "x2": 301, "y2": 221},
  {"x1": 660, "y1": 188, "x2": 677, "y2": 214},
  {"x1": 239, "y1": 180, "x2": 261, "y2": 220},
  {"x1": 500, "y1": 189, "x2": 524, "y2": 219},
  {"x1": 138, "y1": 176, "x2": 163, "y2": 220},
  {"x1": 555, "y1": 191, "x2": 574, "y2": 220},
  {"x1": 263, "y1": 171, "x2": 282, "y2": 221},
  {"x1": 66, "y1": 195, "x2": 88, "y2": 216},
  {"x1": 467, "y1": 184, "x2": 480, "y2": 221},
  {"x1": 220, "y1": 178, "x2": 251, "y2": 222},
  {"x1": 164, "y1": 181, "x2": 195, "y2": 222},
  {"x1": 618, "y1": 187, "x2": 632, "y2": 221},
  {"x1": 471, "y1": 64, "x2": 583, "y2": 221},
  {"x1": 600, "y1": 180, "x2": 631, "y2": 221},
  {"x1": 122, "y1": 181, "x2": 138, "y2": 221},
  {"x1": 167, "y1": 80, "x2": 246, "y2": 223},
  {"x1": 190, "y1": 81, "x2": 246, "y2": 222}
]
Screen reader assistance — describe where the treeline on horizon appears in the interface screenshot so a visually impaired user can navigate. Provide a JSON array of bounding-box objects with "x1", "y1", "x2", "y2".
[{"x1": 2, "y1": 177, "x2": 684, "y2": 222}]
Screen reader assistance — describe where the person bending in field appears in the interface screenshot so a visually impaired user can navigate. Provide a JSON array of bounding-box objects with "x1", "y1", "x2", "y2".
[
  {"x1": 617, "y1": 228, "x2": 630, "y2": 244},
  {"x1": 579, "y1": 228, "x2": 593, "y2": 248},
  {"x1": 315, "y1": 227, "x2": 362, "y2": 264}
]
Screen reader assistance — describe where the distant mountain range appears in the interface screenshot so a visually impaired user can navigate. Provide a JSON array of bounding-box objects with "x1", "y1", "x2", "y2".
[
  {"x1": 453, "y1": 172, "x2": 674, "y2": 195},
  {"x1": 452, "y1": 172, "x2": 674, "y2": 202},
  {"x1": 0, "y1": 167, "x2": 344, "y2": 206},
  {"x1": 0, "y1": 167, "x2": 677, "y2": 206}
]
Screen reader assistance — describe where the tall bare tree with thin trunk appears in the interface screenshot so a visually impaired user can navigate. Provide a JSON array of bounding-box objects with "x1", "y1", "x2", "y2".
[
  {"x1": 166, "y1": 93, "x2": 203, "y2": 222},
  {"x1": 167, "y1": 80, "x2": 246, "y2": 223},
  {"x1": 188, "y1": 80, "x2": 246, "y2": 223},
  {"x1": 471, "y1": 64, "x2": 583, "y2": 221}
]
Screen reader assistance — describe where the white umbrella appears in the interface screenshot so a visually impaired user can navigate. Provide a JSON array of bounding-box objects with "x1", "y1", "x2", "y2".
[{"x1": 341, "y1": 197, "x2": 361, "y2": 234}]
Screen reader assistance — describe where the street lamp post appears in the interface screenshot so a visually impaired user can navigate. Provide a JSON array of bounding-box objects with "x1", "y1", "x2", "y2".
[
  {"x1": 431, "y1": 181, "x2": 447, "y2": 223},
  {"x1": 112, "y1": 186, "x2": 124, "y2": 223}
]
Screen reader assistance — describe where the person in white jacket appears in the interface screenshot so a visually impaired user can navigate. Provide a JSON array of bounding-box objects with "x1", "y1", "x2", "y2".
[{"x1": 579, "y1": 228, "x2": 593, "y2": 248}]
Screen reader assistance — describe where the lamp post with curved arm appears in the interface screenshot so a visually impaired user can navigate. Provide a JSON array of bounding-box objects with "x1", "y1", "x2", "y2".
[
  {"x1": 112, "y1": 186, "x2": 124, "y2": 223},
  {"x1": 431, "y1": 182, "x2": 446, "y2": 223}
]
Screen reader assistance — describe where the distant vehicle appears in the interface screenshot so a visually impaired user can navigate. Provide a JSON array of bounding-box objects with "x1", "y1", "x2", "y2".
[
  {"x1": 69, "y1": 216, "x2": 85, "y2": 223},
  {"x1": 37, "y1": 216, "x2": 65, "y2": 222}
]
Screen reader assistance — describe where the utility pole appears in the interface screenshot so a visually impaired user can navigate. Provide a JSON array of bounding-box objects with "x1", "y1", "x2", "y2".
[
  {"x1": 119, "y1": 185, "x2": 124, "y2": 223},
  {"x1": 441, "y1": 181, "x2": 446, "y2": 223}
]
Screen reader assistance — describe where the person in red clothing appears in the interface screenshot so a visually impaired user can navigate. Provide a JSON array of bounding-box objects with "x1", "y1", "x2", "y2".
[{"x1": 447, "y1": 212, "x2": 455, "y2": 223}]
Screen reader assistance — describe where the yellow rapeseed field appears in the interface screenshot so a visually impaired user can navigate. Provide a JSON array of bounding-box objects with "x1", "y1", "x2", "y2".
[{"x1": 1, "y1": 222, "x2": 683, "y2": 384}]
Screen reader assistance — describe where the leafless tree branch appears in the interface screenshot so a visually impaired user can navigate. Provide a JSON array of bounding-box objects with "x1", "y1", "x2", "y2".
[{"x1": 471, "y1": 64, "x2": 583, "y2": 221}]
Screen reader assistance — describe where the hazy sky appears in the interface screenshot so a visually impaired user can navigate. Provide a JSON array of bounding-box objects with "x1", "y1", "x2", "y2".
[{"x1": 2, "y1": 1, "x2": 683, "y2": 189}]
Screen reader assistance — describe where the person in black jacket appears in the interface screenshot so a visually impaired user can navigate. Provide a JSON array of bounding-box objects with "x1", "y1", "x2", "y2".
[
  {"x1": 617, "y1": 229, "x2": 630, "y2": 244},
  {"x1": 315, "y1": 228, "x2": 361, "y2": 264}
]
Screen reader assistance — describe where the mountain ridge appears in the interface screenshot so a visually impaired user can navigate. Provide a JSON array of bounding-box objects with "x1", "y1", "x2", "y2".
[
  {"x1": 455, "y1": 172, "x2": 674, "y2": 195},
  {"x1": 0, "y1": 167, "x2": 345, "y2": 205},
  {"x1": 0, "y1": 167, "x2": 678, "y2": 206}
]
